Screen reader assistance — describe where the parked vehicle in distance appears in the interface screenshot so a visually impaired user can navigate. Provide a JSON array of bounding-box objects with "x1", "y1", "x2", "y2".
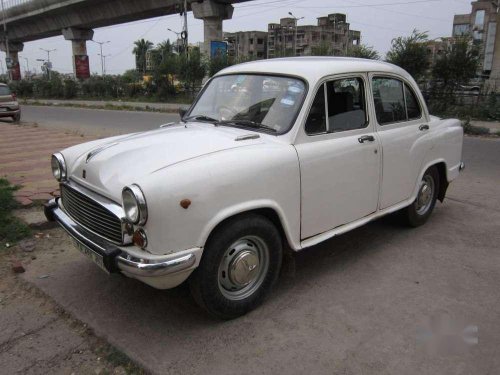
[
  {"x1": 0, "y1": 83, "x2": 21, "y2": 122},
  {"x1": 45, "y1": 57, "x2": 464, "y2": 319}
]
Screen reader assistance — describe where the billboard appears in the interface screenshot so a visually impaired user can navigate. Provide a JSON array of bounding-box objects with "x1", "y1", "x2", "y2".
[
  {"x1": 74, "y1": 55, "x2": 90, "y2": 79},
  {"x1": 210, "y1": 41, "x2": 227, "y2": 59},
  {"x1": 11, "y1": 62, "x2": 21, "y2": 81}
]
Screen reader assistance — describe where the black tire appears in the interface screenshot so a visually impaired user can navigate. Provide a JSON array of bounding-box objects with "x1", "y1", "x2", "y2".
[
  {"x1": 189, "y1": 213, "x2": 282, "y2": 320},
  {"x1": 403, "y1": 166, "x2": 439, "y2": 227},
  {"x1": 12, "y1": 113, "x2": 21, "y2": 123}
]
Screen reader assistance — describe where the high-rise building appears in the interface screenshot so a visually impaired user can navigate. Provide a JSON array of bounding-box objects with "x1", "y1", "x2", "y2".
[
  {"x1": 453, "y1": 0, "x2": 499, "y2": 90},
  {"x1": 224, "y1": 31, "x2": 268, "y2": 60}
]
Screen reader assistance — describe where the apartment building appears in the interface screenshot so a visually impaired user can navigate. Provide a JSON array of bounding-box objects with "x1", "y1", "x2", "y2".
[
  {"x1": 453, "y1": 0, "x2": 499, "y2": 89},
  {"x1": 267, "y1": 13, "x2": 361, "y2": 58},
  {"x1": 224, "y1": 31, "x2": 268, "y2": 60}
]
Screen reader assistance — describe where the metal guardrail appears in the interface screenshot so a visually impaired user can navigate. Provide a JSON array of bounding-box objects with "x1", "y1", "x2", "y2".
[{"x1": 1, "y1": 0, "x2": 32, "y2": 10}]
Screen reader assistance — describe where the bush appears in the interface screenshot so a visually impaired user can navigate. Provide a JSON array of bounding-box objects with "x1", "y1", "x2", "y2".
[{"x1": 63, "y1": 79, "x2": 78, "y2": 99}]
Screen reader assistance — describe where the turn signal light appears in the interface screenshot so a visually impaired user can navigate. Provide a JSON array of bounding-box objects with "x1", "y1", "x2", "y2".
[{"x1": 133, "y1": 229, "x2": 148, "y2": 249}]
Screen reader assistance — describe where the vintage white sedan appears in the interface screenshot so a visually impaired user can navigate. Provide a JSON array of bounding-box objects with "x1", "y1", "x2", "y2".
[{"x1": 45, "y1": 57, "x2": 464, "y2": 319}]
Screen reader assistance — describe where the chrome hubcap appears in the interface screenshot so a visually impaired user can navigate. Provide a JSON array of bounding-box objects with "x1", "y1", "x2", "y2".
[
  {"x1": 218, "y1": 236, "x2": 269, "y2": 300},
  {"x1": 416, "y1": 175, "x2": 434, "y2": 215}
]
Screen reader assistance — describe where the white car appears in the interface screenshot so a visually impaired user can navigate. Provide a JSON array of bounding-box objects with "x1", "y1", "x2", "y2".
[{"x1": 45, "y1": 57, "x2": 464, "y2": 319}]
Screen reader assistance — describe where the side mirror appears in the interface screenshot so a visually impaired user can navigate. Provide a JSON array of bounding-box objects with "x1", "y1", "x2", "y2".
[{"x1": 178, "y1": 106, "x2": 189, "y2": 118}]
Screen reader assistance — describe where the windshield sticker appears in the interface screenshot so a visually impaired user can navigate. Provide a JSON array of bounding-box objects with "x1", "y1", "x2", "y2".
[{"x1": 281, "y1": 97, "x2": 295, "y2": 106}]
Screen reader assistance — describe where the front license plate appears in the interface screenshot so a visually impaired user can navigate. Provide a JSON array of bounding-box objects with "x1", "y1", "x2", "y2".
[
  {"x1": 72, "y1": 238, "x2": 109, "y2": 274},
  {"x1": 0, "y1": 108, "x2": 7, "y2": 112}
]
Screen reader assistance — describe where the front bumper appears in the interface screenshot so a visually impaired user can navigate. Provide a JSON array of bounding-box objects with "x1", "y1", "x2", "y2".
[{"x1": 44, "y1": 198, "x2": 199, "y2": 286}]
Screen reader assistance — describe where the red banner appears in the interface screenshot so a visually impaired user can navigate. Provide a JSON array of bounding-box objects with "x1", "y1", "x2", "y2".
[
  {"x1": 11, "y1": 62, "x2": 21, "y2": 81},
  {"x1": 75, "y1": 55, "x2": 90, "y2": 79}
]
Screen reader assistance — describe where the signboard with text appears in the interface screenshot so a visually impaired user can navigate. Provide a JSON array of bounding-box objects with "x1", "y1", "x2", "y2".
[{"x1": 74, "y1": 55, "x2": 90, "y2": 79}]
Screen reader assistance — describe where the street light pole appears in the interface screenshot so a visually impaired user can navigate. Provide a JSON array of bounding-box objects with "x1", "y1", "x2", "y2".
[
  {"x1": 167, "y1": 28, "x2": 182, "y2": 54},
  {"x1": 98, "y1": 53, "x2": 110, "y2": 75},
  {"x1": 92, "y1": 40, "x2": 110, "y2": 76},
  {"x1": 288, "y1": 12, "x2": 304, "y2": 57},
  {"x1": 40, "y1": 48, "x2": 56, "y2": 79}
]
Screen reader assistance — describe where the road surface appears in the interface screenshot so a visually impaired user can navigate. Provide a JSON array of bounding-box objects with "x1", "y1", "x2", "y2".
[{"x1": 19, "y1": 105, "x2": 180, "y2": 136}]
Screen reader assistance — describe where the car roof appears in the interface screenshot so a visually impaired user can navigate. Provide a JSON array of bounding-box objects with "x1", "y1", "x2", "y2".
[
  {"x1": 0, "y1": 83, "x2": 8, "y2": 87},
  {"x1": 216, "y1": 57, "x2": 414, "y2": 84}
]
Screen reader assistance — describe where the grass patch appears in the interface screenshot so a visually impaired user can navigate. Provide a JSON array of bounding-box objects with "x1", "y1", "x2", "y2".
[{"x1": 0, "y1": 178, "x2": 31, "y2": 245}]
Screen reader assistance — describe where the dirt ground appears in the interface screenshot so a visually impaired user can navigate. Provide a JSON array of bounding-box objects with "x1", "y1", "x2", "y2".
[{"x1": 0, "y1": 227, "x2": 147, "y2": 375}]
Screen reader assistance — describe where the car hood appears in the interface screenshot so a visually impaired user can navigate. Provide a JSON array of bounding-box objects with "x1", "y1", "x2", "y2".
[{"x1": 67, "y1": 122, "x2": 268, "y2": 201}]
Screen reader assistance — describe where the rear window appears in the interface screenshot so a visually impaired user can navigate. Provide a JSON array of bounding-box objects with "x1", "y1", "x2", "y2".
[{"x1": 0, "y1": 86, "x2": 11, "y2": 95}]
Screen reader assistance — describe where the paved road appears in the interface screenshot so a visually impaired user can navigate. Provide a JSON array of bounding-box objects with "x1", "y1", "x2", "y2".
[
  {"x1": 20, "y1": 105, "x2": 180, "y2": 136},
  {"x1": 22, "y1": 136, "x2": 500, "y2": 375}
]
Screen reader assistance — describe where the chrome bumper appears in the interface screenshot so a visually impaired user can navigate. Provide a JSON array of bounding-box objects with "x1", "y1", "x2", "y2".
[{"x1": 44, "y1": 198, "x2": 197, "y2": 277}]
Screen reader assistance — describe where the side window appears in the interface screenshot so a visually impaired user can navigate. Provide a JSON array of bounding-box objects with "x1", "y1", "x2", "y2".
[
  {"x1": 326, "y1": 77, "x2": 367, "y2": 132},
  {"x1": 404, "y1": 84, "x2": 422, "y2": 120},
  {"x1": 305, "y1": 84, "x2": 326, "y2": 135},
  {"x1": 372, "y1": 77, "x2": 406, "y2": 125}
]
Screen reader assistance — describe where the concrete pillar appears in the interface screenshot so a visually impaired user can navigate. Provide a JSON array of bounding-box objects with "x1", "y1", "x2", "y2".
[
  {"x1": 192, "y1": 0, "x2": 233, "y2": 56},
  {"x1": 0, "y1": 41, "x2": 24, "y2": 80},
  {"x1": 62, "y1": 27, "x2": 94, "y2": 79}
]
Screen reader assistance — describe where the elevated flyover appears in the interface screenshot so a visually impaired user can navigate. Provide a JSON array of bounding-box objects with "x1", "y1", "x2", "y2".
[{"x1": 0, "y1": 0, "x2": 251, "y2": 78}]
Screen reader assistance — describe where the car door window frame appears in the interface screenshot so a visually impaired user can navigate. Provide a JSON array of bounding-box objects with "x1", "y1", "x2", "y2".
[
  {"x1": 370, "y1": 74, "x2": 425, "y2": 127},
  {"x1": 303, "y1": 73, "x2": 370, "y2": 138}
]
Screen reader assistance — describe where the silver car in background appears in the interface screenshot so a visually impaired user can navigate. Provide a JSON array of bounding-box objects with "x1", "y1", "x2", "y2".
[{"x1": 0, "y1": 83, "x2": 20, "y2": 123}]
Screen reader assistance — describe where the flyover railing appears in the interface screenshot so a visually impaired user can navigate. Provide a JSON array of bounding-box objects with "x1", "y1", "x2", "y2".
[{"x1": 1, "y1": 0, "x2": 32, "y2": 10}]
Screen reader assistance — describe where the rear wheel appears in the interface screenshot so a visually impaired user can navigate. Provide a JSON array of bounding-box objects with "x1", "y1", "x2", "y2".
[
  {"x1": 403, "y1": 166, "x2": 439, "y2": 227},
  {"x1": 12, "y1": 113, "x2": 21, "y2": 123},
  {"x1": 189, "y1": 213, "x2": 282, "y2": 320}
]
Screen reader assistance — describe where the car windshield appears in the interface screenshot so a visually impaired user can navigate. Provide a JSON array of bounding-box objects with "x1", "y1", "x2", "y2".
[{"x1": 187, "y1": 74, "x2": 306, "y2": 134}]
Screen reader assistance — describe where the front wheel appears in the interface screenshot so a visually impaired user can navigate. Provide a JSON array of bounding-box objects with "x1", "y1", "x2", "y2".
[
  {"x1": 12, "y1": 113, "x2": 21, "y2": 123},
  {"x1": 403, "y1": 166, "x2": 439, "y2": 227},
  {"x1": 189, "y1": 214, "x2": 282, "y2": 320}
]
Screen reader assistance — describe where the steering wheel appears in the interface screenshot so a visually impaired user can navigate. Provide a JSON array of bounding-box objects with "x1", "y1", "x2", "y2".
[{"x1": 219, "y1": 105, "x2": 238, "y2": 121}]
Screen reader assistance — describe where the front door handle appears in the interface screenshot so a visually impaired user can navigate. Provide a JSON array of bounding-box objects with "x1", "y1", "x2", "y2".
[
  {"x1": 358, "y1": 135, "x2": 375, "y2": 143},
  {"x1": 419, "y1": 124, "x2": 430, "y2": 131}
]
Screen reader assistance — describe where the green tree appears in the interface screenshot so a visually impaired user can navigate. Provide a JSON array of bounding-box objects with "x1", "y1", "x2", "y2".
[
  {"x1": 347, "y1": 44, "x2": 380, "y2": 60},
  {"x1": 157, "y1": 39, "x2": 173, "y2": 59},
  {"x1": 208, "y1": 54, "x2": 232, "y2": 76},
  {"x1": 177, "y1": 48, "x2": 206, "y2": 94},
  {"x1": 133, "y1": 39, "x2": 154, "y2": 75},
  {"x1": 311, "y1": 41, "x2": 333, "y2": 56},
  {"x1": 386, "y1": 29, "x2": 430, "y2": 80},
  {"x1": 431, "y1": 36, "x2": 479, "y2": 92}
]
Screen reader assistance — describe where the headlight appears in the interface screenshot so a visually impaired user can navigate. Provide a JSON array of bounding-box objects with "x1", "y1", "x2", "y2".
[
  {"x1": 122, "y1": 184, "x2": 147, "y2": 225},
  {"x1": 51, "y1": 153, "x2": 67, "y2": 181}
]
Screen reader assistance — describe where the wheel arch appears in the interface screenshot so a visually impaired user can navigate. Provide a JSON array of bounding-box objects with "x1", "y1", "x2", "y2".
[
  {"x1": 199, "y1": 203, "x2": 299, "y2": 253},
  {"x1": 415, "y1": 159, "x2": 448, "y2": 203}
]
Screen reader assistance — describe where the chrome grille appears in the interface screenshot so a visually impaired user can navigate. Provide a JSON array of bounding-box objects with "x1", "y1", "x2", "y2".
[{"x1": 61, "y1": 185, "x2": 123, "y2": 244}]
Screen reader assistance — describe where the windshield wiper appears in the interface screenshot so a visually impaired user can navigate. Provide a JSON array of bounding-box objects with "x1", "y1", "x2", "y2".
[
  {"x1": 219, "y1": 119, "x2": 277, "y2": 133},
  {"x1": 183, "y1": 115, "x2": 219, "y2": 123}
]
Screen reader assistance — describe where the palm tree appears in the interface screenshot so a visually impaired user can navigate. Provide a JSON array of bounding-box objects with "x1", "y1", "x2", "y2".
[{"x1": 133, "y1": 39, "x2": 154, "y2": 75}]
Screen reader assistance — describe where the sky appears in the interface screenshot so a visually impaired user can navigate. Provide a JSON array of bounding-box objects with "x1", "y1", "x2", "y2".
[{"x1": 7, "y1": 0, "x2": 473, "y2": 76}]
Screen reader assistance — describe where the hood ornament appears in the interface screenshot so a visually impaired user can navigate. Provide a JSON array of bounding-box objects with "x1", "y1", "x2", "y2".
[{"x1": 86, "y1": 142, "x2": 119, "y2": 163}]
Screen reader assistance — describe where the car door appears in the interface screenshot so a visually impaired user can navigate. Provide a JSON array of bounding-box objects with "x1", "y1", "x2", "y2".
[
  {"x1": 295, "y1": 75, "x2": 381, "y2": 240},
  {"x1": 370, "y1": 75, "x2": 428, "y2": 209}
]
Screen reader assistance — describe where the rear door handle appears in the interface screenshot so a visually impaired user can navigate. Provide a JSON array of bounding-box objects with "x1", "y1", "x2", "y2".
[
  {"x1": 419, "y1": 124, "x2": 430, "y2": 131},
  {"x1": 358, "y1": 135, "x2": 375, "y2": 143}
]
